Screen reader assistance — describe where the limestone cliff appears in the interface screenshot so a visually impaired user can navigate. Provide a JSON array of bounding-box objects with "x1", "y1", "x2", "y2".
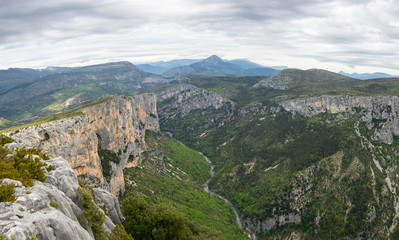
[
  {"x1": 0, "y1": 142, "x2": 123, "y2": 240},
  {"x1": 281, "y1": 95, "x2": 399, "y2": 144},
  {"x1": 157, "y1": 84, "x2": 235, "y2": 119},
  {"x1": 8, "y1": 94, "x2": 159, "y2": 194}
]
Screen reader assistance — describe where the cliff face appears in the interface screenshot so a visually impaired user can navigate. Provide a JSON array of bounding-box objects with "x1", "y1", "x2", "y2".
[
  {"x1": 9, "y1": 94, "x2": 159, "y2": 194},
  {"x1": 81, "y1": 94, "x2": 159, "y2": 194},
  {"x1": 157, "y1": 84, "x2": 235, "y2": 119},
  {"x1": 281, "y1": 95, "x2": 399, "y2": 144}
]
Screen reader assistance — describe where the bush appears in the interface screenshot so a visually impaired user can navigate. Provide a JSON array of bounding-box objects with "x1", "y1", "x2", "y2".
[
  {"x1": 98, "y1": 147, "x2": 120, "y2": 181},
  {"x1": 0, "y1": 134, "x2": 13, "y2": 146},
  {"x1": 0, "y1": 182, "x2": 15, "y2": 203},
  {"x1": 49, "y1": 200, "x2": 59, "y2": 209},
  {"x1": 110, "y1": 225, "x2": 134, "y2": 240},
  {"x1": 0, "y1": 146, "x2": 50, "y2": 187},
  {"x1": 122, "y1": 193, "x2": 219, "y2": 240},
  {"x1": 77, "y1": 187, "x2": 106, "y2": 240}
]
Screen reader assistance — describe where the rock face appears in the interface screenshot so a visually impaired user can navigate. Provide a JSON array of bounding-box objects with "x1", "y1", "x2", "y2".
[
  {"x1": 9, "y1": 94, "x2": 159, "y2": 194},
  {"x1": 281, "y1": 95, "x2": 399, "y2": 144},
  {"x1": 0, "y1": 155, "x2": 123, "y2": 240},
  {"x1": 241, "y1": 213, "x2": 301, "y2": 234},
  {"x1": 157, "y1": 84, "x2": 235, "y2": 119},
  {"x1": 253, "y1": 73, "x2": 291, "y2": 90}
]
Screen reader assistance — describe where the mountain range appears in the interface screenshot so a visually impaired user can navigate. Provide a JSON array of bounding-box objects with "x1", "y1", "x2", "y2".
[
  {"x1": 2, "y1": 57, "x2": 399, "y2": 239},
  {"x1": 0, "y1": 55, "x2": 397, "y2": 130},
  {"x1": 141, "y1": 55, "x2": 280, "y2": 76},
  {"x1": 339, "y1": 71, "x2": 397, "y2": 80}
]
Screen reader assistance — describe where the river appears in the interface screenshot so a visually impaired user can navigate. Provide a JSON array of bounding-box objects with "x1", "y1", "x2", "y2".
[{"x1": 200, "y1": 152, "x2": 256, "y2": 240}]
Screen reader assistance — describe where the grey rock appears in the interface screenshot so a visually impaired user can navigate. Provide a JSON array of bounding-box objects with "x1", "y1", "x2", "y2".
[
  {"x1": 241, "y1": 213, "x2": 301, "y2": 234},
  {"x1": 0, "y1": 155, "x2": 122, "y2": 240},
  {"x1": 7, "y1": 94, "x2": 160, "y2": 195},
  {"x1": 93, "y1": 188, "x2": 124, "y2": 225},
  {"x1": 281, "y1": 95, "x2": 399, "y2": 144},
  {"x1": 157, "y1": 84, "x2": 235, "y2": 122}
]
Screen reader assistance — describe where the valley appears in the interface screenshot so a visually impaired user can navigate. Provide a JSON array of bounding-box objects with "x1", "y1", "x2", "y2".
[{"x1": 2, "y1": 59, "x2": 399, "y2": 239}]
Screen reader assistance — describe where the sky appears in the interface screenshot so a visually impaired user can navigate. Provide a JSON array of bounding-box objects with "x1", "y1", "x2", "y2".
[{"x1": 0, "y1": 0, "x2": 399, "y2": 74}]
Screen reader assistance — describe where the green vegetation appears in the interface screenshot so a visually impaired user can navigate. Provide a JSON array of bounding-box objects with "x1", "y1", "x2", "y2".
[
  {"x1": 155, "y1": 74, "x2": 399, "y2": 238},
  {"x1": 0, "y1": 134, "x2": 51, "y2": 203},
  {"x1": 98, "y1": 147, "x2": 121, "y2": 181},
  {"x1": 123, "y1": 131, "x2": 246, "y2": 240},
  {"x1": 0, "y1": 134, "x2": 13, "y2": 145},
  {"x1": 0, "y1": 183, "x2": 15, "y2": 203},
  {"x1": 110, "y1": 225, "x2": 134, "y2": 240},
  {"x1": 0, "y1": 235, "x2": 37, "y2": 240},
  {"x1": 0, "y1": 146, "x2": 50, "y2": 187},
  {"x1": 122, "y1": 193, "x2": 219, "y2": 240},
  {"x1": 77, "y1": 186, "x2": 107, "y2": 240},
  {"x1": 49, "y1": 200, "x2": 59, "y2": 209},
  {"x1": 155, "y1": 133, "x2": 210, "y2": 184},
  {"x1": 0, "y1": 96, "x2": 113, "y2": 133}
]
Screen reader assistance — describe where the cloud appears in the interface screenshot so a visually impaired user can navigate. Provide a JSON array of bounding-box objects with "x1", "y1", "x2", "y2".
[{"x1": 0, "y1": 0, "x2": 398, "y2": 74}]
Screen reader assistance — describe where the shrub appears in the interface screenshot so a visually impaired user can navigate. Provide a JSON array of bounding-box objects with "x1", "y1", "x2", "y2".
[
  {"x1": 49, "y1": 200, "x2": 59, "y2": 209},
  {"x1": 110, "y1": 225, "x2": 134, "y2": 240},
  {"x1": 98, "y1": 147, "x2": 120, "y2": 181},
  {"x1": 0, "y1": 182, "x2": 16, "y2": 203},
  {"x1": 77, "y1": 187, "x2": 106, "y2": 240},
  {"x1": 0, "y1": 134, "x2": 13, "y2": 146},
  {"x1": 0, "y1": 146, "x2": 50, "y2": 187},
  {"x1": 122, "y1": 193, "x2": 218, "y2": 240}
]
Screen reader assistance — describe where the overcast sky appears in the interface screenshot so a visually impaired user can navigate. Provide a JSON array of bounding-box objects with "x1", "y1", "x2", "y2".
[{"x1": 0, "y1": 0, "x2": 398, "y2": 74}]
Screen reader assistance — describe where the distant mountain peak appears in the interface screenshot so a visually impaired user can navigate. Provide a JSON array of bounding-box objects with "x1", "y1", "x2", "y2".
[{"x1": 203, "y1": 55, "x2": 223, "y2": 63}]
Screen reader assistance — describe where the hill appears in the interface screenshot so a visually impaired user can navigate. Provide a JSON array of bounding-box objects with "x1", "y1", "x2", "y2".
[
  {"x1": 0, "y1": 61, "x2": 168, "y2": 128},
  {"x1": 254, "y1": 68, "x2": 359, "y2": 91},
  {"x1": 136, "y1": 63, "x2": 167, "y2": 74},
  {"x1": 0, "y1": 67, "x2": 71, "y2": 94}
]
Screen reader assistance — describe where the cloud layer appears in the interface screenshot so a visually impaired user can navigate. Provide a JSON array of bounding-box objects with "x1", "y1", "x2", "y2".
[{"x1": 0, "y1": 0, "x2": 398, "y2": 74}]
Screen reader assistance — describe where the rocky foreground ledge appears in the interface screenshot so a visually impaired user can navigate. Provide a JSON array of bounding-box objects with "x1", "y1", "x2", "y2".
[{"x1": 0, "y1": 142, "x2": 123, "y2": 240}]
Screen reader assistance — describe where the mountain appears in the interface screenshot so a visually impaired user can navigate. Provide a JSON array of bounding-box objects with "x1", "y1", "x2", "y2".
[
  {"x1": 163, "y1": 55, "x2": 280, "y2": 77},
  {"x1": 339, "y1": 71, "x2": 395, "y2": 80},
  {"x1": 0, "y1": 67, "x2": 71, "y2": 94},
  {"x1": 254, "y1": 68, "x2": 359, "y2": 91},
  {"x1": 0, "y1": 61, "x2": 169, "y2": 127},
  {"x1": 241, "y1": 67, "x2": 279, "y2": 76},
  {"x1": 226, "y1": 59, "x2": 265, "y2": 69},
  {"x1": 136, "y1": 63, "x2": 167, "y2": 74},
  {"x1": 163, "y1": 55, "x2": 241, "y2": 76},
  {"x1": 144, "y1": 58, "x2": 201, "y2": 69}
]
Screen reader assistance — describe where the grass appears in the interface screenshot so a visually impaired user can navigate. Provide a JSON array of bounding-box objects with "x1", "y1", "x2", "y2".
[
  {"x1": 0, "y1": 96, "x2": 112, "y2": 133},
  {"x1": 123, "y1": 131, "x2": 247, "y2": 240}
]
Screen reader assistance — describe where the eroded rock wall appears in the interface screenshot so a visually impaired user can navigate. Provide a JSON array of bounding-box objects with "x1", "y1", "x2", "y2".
[
  {"x1": 9, "y1": 94, "x2": 159, "y2": 194},
  {"x1": 281, "y1": 95, "x2": 399, "y2": 144},
  {"x1": 157, "y1": 84, "x2": 235, "y2": 119}
]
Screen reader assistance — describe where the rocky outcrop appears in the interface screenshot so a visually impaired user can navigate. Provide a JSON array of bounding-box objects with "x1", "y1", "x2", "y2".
[
  {"x1": 81, "y1": 94, "x2": 159, "y2": 194},
  {"x1": 241, "y1": 213, "x2": 301, "y2": 234},
  {"x1": 253, "y1": 74, "x2": 291, "y2": 90},
  {"x1": 8, "y1": 94, "x2": 159, "y2": 194},
  {"x1": 281, "y1": 95, "x2": 399, "y2": 144},
  {"x1": 157, "y1": 84, "x2": 235, "y2": 119},
  {"x1": 0, "y1": 152, "x2": 123, "y2": 240}
]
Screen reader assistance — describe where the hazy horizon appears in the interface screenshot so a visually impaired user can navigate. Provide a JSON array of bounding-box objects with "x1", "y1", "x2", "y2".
[{"x1": 1, "y1": 0, "x2": 399, "y2": 75}]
